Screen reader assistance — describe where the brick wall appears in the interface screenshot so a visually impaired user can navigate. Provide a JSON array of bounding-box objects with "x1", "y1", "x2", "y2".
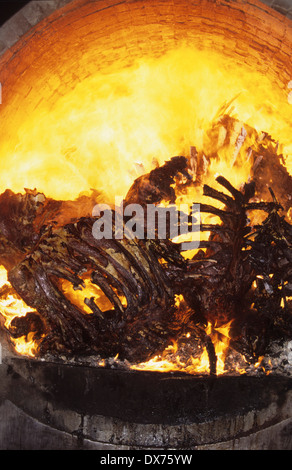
[
  {"x1": 0, "y1": 0, "x2": 291, "y2": 57},
  {"x1": 0, "y1": 0, "x2": 291, "y2": 135}
]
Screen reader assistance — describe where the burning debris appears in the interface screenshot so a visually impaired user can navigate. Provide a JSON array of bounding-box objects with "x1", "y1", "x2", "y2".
[{"x1": 0, "y1": 115, "x2": 291, "y2": 376}]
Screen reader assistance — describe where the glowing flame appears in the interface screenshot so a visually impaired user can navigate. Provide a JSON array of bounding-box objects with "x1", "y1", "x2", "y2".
[
  {"x1": 0, "y1": 47, "x2": 291, "y2": 202},
  {"x1": 60, "y1": 276, "x2": 127, "y2": 313},
  {"x1": 0, "y1": 45, "x2": 291, "y2": 371},
  {"x1": 12, "y1": 333, "x2": 39, "y2": 357},
  {"x1": 131, "y1": 320, "x2": 235, "y2": 376},
  {"x1": 0, "y1": 266, "x2": 40, "y2": 357}
]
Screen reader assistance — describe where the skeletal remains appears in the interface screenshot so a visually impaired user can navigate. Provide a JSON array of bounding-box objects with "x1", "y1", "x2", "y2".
[{"x1": 0, "y1": 115, "x2": 291, "y2": 374}]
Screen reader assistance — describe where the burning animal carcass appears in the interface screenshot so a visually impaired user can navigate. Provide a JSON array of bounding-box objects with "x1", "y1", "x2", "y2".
[{"x1": 0, "y1": 114, "x2": 291, "y2": 377}]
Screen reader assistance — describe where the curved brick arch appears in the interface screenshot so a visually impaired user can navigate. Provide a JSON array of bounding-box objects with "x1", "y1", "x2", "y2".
[
  {"x1": 0, "y1": 0, "x2": 291, "y2": 57},
  {"x1": 0, "y1": 0, "x2": 291, "y2": 137}
]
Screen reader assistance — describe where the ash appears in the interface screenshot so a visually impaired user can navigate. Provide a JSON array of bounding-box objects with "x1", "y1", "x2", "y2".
[{"x1": 37, "y1": 339, "x2": 292, "y2": 378}]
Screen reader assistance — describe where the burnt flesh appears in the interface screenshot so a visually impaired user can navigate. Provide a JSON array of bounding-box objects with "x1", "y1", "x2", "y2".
[{"x1": 0, "y1": 120, "x2": 291, "y2": 374}]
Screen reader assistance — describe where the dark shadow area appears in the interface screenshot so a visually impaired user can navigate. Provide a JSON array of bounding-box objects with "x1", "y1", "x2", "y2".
[{"x1": 0, "y1": 1, "x2": 30, "y2": 27}]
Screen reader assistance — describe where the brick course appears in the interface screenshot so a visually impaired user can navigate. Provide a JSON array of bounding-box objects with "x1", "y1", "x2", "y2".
[{"x1": 0, "y1": 0, "x2": 291, "y2": 131}]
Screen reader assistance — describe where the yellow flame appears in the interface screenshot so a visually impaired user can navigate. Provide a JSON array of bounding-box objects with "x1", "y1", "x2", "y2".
[
  {"x1": 60, "y1": 276, "x2": 127, "y2": 313},
  {"x1": 0, "y1": 47, "x2": 291, "y2": 202},
  {"x1": 11, "y1": 333, "x2": 38, "y2": 357},
  {"x1": 0, "y1": 45, "x2": 291, "y2": 368},
  {"x1": 0, "y1": 265, "x2": 40, "y2": 357},
  {"x1": 132, "y1": 321, "x2": 235, "y2": 376}
]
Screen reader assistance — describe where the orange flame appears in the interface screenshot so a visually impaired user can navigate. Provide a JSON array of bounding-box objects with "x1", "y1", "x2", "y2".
[
  {"x1": 0, "y1": 266, "x2": 41, "y2": 357},
  {"x1": 0, "y1": 47, "x2": 291, "y2": 202},
  {"x1": 131, "y1": 320, "x2": 236, "y2": 376},
  {"x1": 0, "y1": 45, "x2": 291, "y2": 370}
]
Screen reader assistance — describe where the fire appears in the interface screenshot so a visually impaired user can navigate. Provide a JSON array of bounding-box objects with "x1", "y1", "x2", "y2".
[
  {"x1": 12, "y1": 333, "x2": 39, "y2": 357},
  {"x1": 60, "y1": 276, "x2": 128, "y2": 314},
  {"x1": 132, "y1": 320, "x2": 235, "y2": 376},
  {"x1": 0, "y1": 47, "x2": 291, "y2": 202},
  {"x1": 0, "y1": 43, "x2": 291, "y2": 372},
  {"x1": 208, "y1": 321, "x2": 233, "y2": 375},
  {"x1": 0, "y1": 266, "x2": 40, "y2": 357}
]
